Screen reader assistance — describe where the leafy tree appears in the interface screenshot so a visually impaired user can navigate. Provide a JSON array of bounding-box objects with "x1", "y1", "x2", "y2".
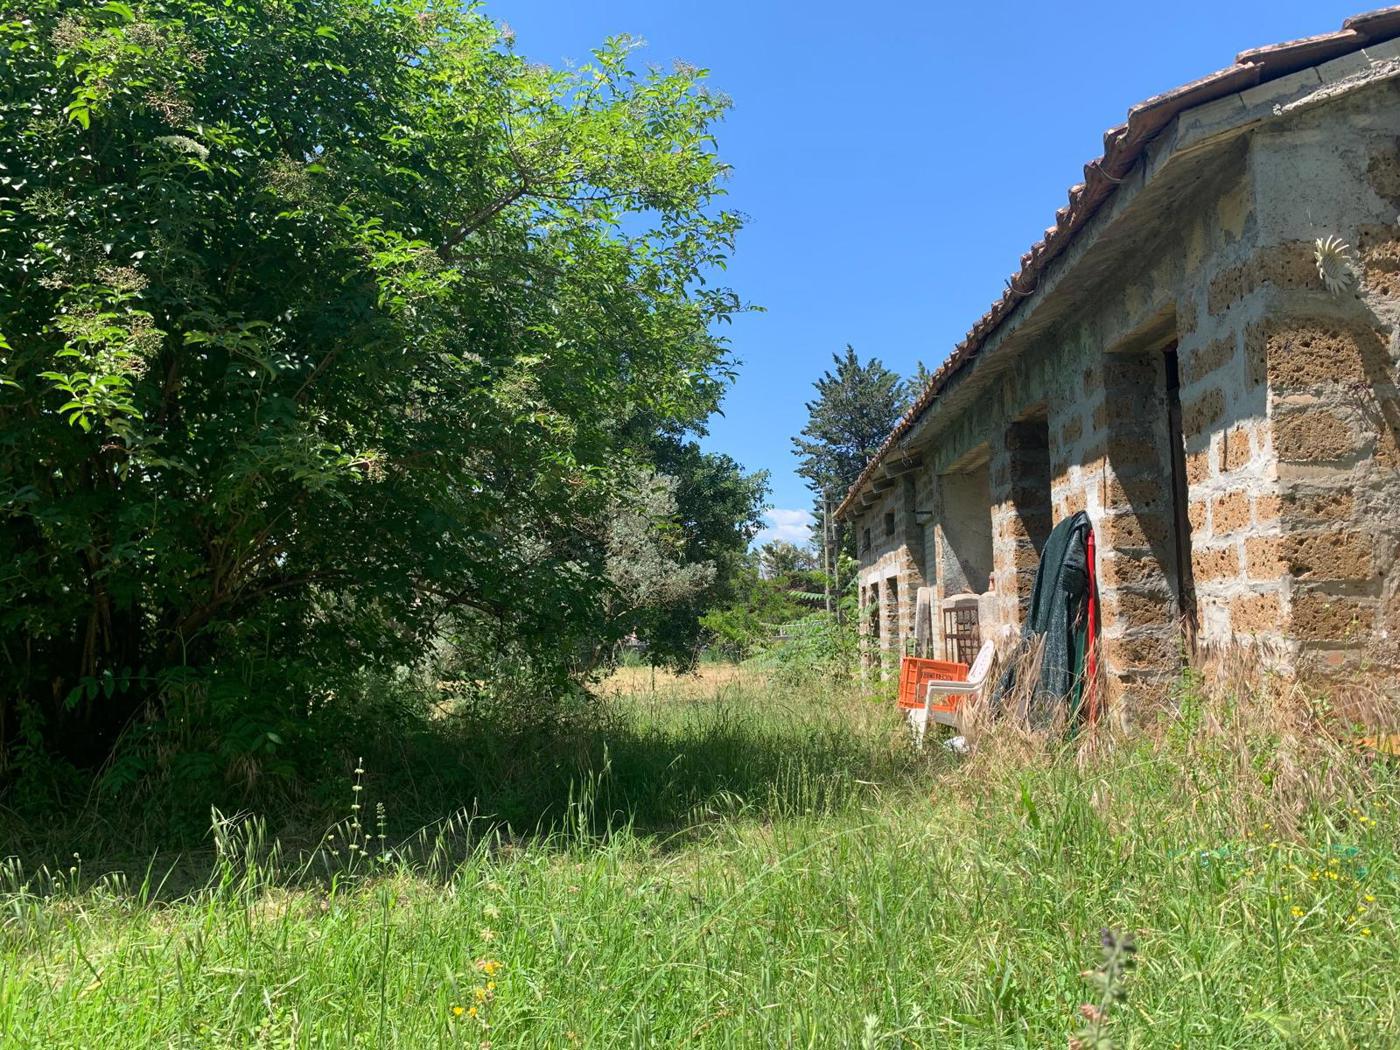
[
  {"x1": 698, "y1": 551, "x2": 804, "y2": 661},
  {"x1": 911, "y1": 359, "x2": 935, "y2": 392},
  {"x1": 791, "y1": 346, "x2": 910, "y2": 549},
  {"x1": 602, "y1": 471, "x2": 718, "y2": 647},
  {"x1": 626, "y1": 438, "x2": 767, "y2": 667},
  {"x1": 757, "y1": 540, "x2": 816, "y2": 581},
  {"x1": 755, "y1": 540, "x2": 824, "y2": 602},
  {"x1": 746, "y1": 553, "x2": 858, "y2": 684},
  {"x1": 0, "y1": 1, "x2": 751, "y2": 787}
]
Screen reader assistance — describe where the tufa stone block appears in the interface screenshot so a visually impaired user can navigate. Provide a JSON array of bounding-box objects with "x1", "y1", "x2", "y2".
[
  {"x1": 1188, "y1": 499, "x2": 1209, "y2": 534},
  {"x1": 1178, "y1": 294, "x2": 1199, "y2": 337},
  {"x1": 1231, "y1": 592, "x2": 1283, "y2": 635},
  {"x1": 1061, "y1": 416, "x2": 1084, "y2": 447},
  {"x1": 1105, "y1": 633, "x2": 1181, "y2": 671},
  {"x1": 1281, "y1": 486, "x2": 1356, "y2": 524},
  {"x1": 1192, "y1": 544, "x2": 1241, "y2": 582},
  {"x1": 1244, "y1": 322, "x2": 1268, "y2": 387},
  {"x1": 1104, "y1": 353, "x2": 1160, "y2": 389},
  {"x1": 1100, "y1": 552, "x2": 1164, "y2": 588},
  {"x1": 1104, "y1": 512, "x2": 1173, "y2": 551},
  {"x1": 1109, "y1": 437, "x2": 1163, "y2": 471},
  {"x1": 1182, "y1": 387, "x2": 1226, "y2": 439},
  {"x1": 1208, "y1": 262, "x2": 1247, "y2": 317},
  {"x1": 1211, "y1": 491, "x2": 1252, "y2": 535},
  {"x1": 1367, "y1": 140, "x2": 1400, "y2": 205},
  {"x1": 1290, "y1": 592, "x2": 1375, "y2": 642},
  {"x1": 1281, "y1": 530, "x2": 1374, "y2": 581},
  {"x1": 1221, "y1": 424, "x2": 1255, "y2": 472},
  {"x1": 1358, "y1": 223, "x2": 1400, "y2": 299},
  {"x1": 1244, "y1": 536, "x2": 1285, "y2": 580},
  {"x1": 1273, "y1": 409, "x2": 1364, "y2": 464},
  {"x1": 1184, "y1": 335, "x2": 1236, "y2": 386},
  {"x1": 1106, "y1": 472, "x2": 1168, "y2": 513},
  {"x1": 1108, "y1": 587, "x2": 1175, "y2": 631},
  {"x1": 1265, "y1": 320, "x2": 1369, "y2": 389},
  {"x1": 1186, "y1": 448, "x2": 1211, "y2": 485},
  {"x1": 1253, "y1": 241, "x2": 1320, "y2": 294}
]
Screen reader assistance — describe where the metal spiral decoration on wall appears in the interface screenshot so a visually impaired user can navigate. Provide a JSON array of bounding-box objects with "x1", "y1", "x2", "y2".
[{"x1": 1314, "y1": 234, "x2": 1359, "y2": 295}]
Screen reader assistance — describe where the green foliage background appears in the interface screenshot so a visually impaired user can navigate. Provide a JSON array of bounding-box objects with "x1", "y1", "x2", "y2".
[
  {"x1": 791, "y1": 344, "x2": 910, "y2": 543},
  {"x1": 0, "y1": 0, "x2": 763, "y2": 805}
]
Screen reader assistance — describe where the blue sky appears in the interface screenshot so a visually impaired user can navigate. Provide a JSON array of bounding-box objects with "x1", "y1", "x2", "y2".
[{"x1": 492, "y1": 1, "x2": 1367, "y2": 546}]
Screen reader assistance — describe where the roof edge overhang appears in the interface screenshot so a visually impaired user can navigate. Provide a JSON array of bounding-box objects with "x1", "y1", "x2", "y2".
[{"x1": 835, "y1": 7, "x2": 1400, "y2": 522}]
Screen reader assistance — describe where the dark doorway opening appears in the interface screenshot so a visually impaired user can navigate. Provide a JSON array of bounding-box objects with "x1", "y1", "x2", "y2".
[
  {"x1": 1103, "y1": 321, "x2": 1196, "y2": 678},
  {"x1": 1008, "y1": 410, "x2": 1054, "y2": 623},
  {"x1": 1162, "y1": 345, "x2": 1198, "y2": 651}
]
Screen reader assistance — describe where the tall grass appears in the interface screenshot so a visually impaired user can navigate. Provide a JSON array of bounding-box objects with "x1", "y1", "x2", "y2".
[{"x1": 0, "y1": 668, "x2": 1396, "y2": 1047}]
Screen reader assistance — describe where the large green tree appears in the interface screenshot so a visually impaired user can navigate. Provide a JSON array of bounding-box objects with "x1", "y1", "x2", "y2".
[
  {"x1": 0, "y1": 1, "x2": 755, "y2": 781},
  {"x1": 791, "y1": 346, "x2": 910, "y2": 546},
  {"x1": 627, "y1": 437, "x2": 767, "y2": 666}
]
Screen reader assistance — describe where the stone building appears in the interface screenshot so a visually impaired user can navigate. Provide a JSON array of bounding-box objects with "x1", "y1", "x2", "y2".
[{"x1": 837, "y1": 10, "x2": 1400, "y2": 687}]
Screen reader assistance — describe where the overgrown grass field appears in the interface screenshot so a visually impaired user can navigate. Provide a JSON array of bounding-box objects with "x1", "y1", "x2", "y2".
[{"x1": 1, "y1": 673, "x2": 1397, "y2": 1047}]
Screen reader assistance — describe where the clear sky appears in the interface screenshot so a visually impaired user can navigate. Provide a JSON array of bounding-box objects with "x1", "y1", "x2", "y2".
[{"x1": 490, "y1": 1, "x2": 1368, "y2": 545}]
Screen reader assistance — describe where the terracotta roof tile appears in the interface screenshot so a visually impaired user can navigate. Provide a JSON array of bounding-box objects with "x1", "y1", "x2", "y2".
[{"x1": 836, "y1": 7, "x2": 1400, "y2": 520}]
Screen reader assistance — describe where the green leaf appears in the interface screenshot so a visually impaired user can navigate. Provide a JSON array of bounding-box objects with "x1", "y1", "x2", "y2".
[{"x1": 98, "y1": 1, "x2": 137, "y2": 23}]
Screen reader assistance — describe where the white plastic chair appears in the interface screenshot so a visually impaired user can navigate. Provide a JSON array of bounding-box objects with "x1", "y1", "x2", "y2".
[{"x1": 909, "y1": 639, "x2": 996, "y2": 748}]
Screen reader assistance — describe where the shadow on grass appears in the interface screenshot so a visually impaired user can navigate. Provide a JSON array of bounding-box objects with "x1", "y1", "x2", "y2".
[
  {"x1": 0, "y1": 681, "x2": 938, "y2": 891},
  {"x1": 361, "y1": 688, "x2": 927, "y2": 841}
]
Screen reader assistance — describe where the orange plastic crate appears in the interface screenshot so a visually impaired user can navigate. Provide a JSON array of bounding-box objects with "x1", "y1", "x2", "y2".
[{"x1": 897, "y1": 656, "x2": 968, "y2": 710}]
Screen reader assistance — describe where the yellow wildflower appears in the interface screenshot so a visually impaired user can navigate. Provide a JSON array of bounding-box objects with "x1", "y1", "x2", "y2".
[
  {"x1": 452, "y1": 1005, "x2": 465, "y2": 1017},
  {"x1": 468, "y1": 1005, "x2": 479, "y2": 1018},
  {"x1": 1365, "y1": 894, "x2": 1377, "y2": 903},
  {"x1": 1291, "y1": 906, "x2": 1305, "y2": 918},
  {"x1": 1362, "y1": 928, "x2": 1373, "y2": 936}
]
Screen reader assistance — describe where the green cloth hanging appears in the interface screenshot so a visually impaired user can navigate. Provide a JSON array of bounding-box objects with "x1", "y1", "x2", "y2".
[{"x1": 994, "y1": 511, "x2": 1095, "y2": 729}]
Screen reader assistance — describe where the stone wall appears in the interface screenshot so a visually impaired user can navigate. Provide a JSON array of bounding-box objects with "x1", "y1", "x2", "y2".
[
  {"x1": 854, "y1": 483, "x2": 925, "y2": 674},
  {"x1": 1244, "y1": 85, "x2": 1400, "y2": 672},
  {"x1": 851, "y1": 75, "x2": 1400, "y2": 686}
]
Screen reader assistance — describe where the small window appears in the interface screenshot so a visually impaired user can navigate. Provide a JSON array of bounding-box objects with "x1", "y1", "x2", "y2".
[
  {"x1": 884, "y1": 511, "x2": 895, "y2": 537},
  {"x1": 862, "y1": 527, "x2": 872, "y2": 553}
]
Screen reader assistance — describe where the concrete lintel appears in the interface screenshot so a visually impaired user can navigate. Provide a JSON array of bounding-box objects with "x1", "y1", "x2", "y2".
[
  {"x1": 1276, "y1": 56, "x2": 1400, "y2": 119},
  {"x1": 1240, "y1": 65, "x2": 1322, "y2": 110},
  {"x1": 1364, "y1": 37, "x2": 1400, "y2": 64},
  {"x1": 880, "y1": 451, "x2": 924, "y2": 478},
  {"x1": 1317, "y1": 45, "x2": 1377, "y2": 84},
  {"x1": 1172, "y1": 92, "x2": 1248, "y2": 157}
]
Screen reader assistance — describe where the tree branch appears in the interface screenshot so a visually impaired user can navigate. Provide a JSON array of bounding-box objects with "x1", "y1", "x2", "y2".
[{"x1": 437, "y1": 182, "x2": 530, "y2": 260}]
